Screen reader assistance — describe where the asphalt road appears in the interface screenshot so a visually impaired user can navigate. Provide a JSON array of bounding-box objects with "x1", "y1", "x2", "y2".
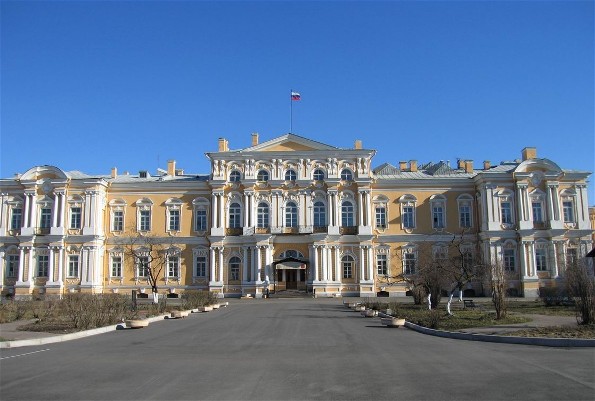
[{"x1": 1, "y1": 298, "x2": 593, "y2": 401}]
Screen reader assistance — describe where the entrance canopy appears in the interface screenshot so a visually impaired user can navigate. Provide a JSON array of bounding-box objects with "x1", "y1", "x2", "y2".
[{"x1": 273, "y1": 257, "x2": 309, "y2": 270}]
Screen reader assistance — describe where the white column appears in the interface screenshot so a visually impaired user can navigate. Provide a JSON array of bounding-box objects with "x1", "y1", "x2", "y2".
[
  {"x1": 60, "y1": 191, "x2": 67, "y2": 227},
  {"x1": 365, "y1": 191, "x2": 372, "y2": 227},
  {"x1": 551, "y1": 241, "x2": 559, "y2": 278},
  {"x1": 47, "y1": 247, "x2": 55, "y2": 283},
  {"x1": 17, "y1": 247, "x2": 26, "y2": 283},
  {"x1": 211, "y1": 194, "x2": 218, "y2": 228},
  {"x1": 0, "y1": 248, "x2": 4, "y2": 289},
  {"x1": 367, "y1": 246, "x2": 374, "y2": 283},
  {"x1": 334, "y1": 246, "x2": 341, "y2": 283},
  {"x1": 520, "y1": 241, "x2": 529, "y2": 278},
  {"x1": 359, "y1": 246, "x2": 365, "y2": 281},
  {"x1": 327, "y1": 192, "x2": 334, "y2": 227},
  {"x1": 23, "y1": 193, "x2": 31, "y2": 228},
  {"x1": 27, "y1": 247, "x2": 34, "y2": 282},
  {"x1": 255, "y1": 246, "x2": 262, "y2": 283},
  {"x1": 244, "y1": 193, "x2": 250, "y2": 227},
  {"x1": 218, "y1": 247, "x2": 224, "y2": 283},
  {"x1": 52, "y1": 193, "x2": 60, "y2": 228},
  {"x1": 219, "y1": 194, "x2": 225, "y2": 229},
  {"x1": 0, "y1": 193, "x2": 7, "y2": 236},
  {"x1": 57, "y1": 247, "x2": 64, "y2": 284},
  {"x1": 209, "y1": 247, "x2": 216, "y2": 282},
  {"x1": 358, "y1": 191, "x2": 364, "y2": 226},
  {"x1": 312, "y1": 245, "x2": 319, "y2": 281},
  {"x1": 242, "y1": 246, "x2": 249, "y2": 283}
]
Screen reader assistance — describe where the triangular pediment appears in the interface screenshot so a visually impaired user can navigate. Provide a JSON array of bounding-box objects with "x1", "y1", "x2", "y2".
[{"x1": 241, "y1": 134, "x2": 338, "y2": 153}]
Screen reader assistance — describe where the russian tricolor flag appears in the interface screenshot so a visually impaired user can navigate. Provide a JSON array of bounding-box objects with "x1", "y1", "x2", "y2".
[{"x1": 291, "y1": 91, "x2": 301, "y2": 101}]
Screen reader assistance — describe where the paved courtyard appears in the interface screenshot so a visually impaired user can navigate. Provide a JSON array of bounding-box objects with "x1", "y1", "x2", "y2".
[{"x1": 1, "y1": 298, "x2": 594, "y2": 400}]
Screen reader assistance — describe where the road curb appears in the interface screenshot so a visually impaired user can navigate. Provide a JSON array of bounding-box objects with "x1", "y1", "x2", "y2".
[
  {"x1": 0, "y1": 314, "x2": 169, "y2": 349},
  {"x1": 404, "y1": 321, "x2": 595, "y2": 348}
]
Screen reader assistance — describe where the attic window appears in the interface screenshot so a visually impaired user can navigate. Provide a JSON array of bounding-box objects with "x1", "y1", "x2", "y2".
[{"x1": 139, "y1": 171, "x2": 148, "y2": 178}]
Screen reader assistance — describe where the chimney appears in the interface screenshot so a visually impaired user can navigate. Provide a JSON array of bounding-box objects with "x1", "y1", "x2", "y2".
[
  {"x1": 483, "y1": 160, "x2": 491, "y2": 170},
  {"x1": 410, "y1": 160, "x2": 418, "y2": 172},
  {"x1": 218, "y1": 138, "x2": 229, "y2": 152},
  {"x1": 399, "y1": 161, "x2": 407, "y2": 171},
  {"x1": 457, "y1": 159, "x2": 465, "y2": 169},
  {"x1": 522, "y1": 147, "x2": 536, "y2": 161},
  {"x1": 175, "y1": 169, "x2": 184, "y2": 176},
  {"x1": 111, "y1": 167, "x2": 117, "y2": 178},
  {"x1": 167, "y1": 160, "x2": 176, "y2": 176},
  {"x1": 464, "y1": 160, "x2": 474, "y2": 173},
  {"x1": 354, "y1": 140, "x2": 362, "y2": 149},
  {"x1": 251, "y1": 132, "x2": 259, "y2": 146}
]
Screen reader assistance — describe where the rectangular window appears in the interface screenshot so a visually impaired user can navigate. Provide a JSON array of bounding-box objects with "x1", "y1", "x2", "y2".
[
  {"x1": 313, "y1": 202, "x2": 326, "y2": 227},
  {"x1": 11, "y1": 208, "x2": 22, "y2": 230},
  {"x1": 112, "y1": 211, "x2": 124, "y2": 231},
  {"x1": 70, "y1": 207, "x2": 82, "y2": 229},
  {"x1": 195, "y1": 256, "x2": 206, "y2": 277},
  {"x1": 375, "y1": 206, "x2": 387, "y2": 229},
  {"x1": 404, "y1": 253, "x2": 416, "y2": 275},
  {"x1": 139, "y1": 210, "x2": 151, "y2": 231},
  {"x1": 565, "y1": 248, "x2": 577, "y2": 268},
  {"x1": 343, "y1": 261, "x2": 353, "y2": 279},
  {"x1": 503, "y1": 249, "x2": 515, "y2": 271},
  {"x1": 68, "y1": 255, "x2": 79, "y2": 277},
  {"x1": 532, "y1": 202, "x2": 543, "y2": 223},
  {"x1": 111, "y1": 256, "x2": 122, "y2": 277},
  {"x1": 40, "y1": 208, "x2": 52, "y2": 229},
  {"x1": 195, "y1": 209, "x2": 207, "y2": 231},
  {"x1": 432, "y1": 205, "x2": 445, "y2": 228},
  {"x1": 535, "y1": 248, "x2": 547, "y2": 271},
  {"x1": 501, "y1": 202, "x2": 513, "y2": 224},
  {"x1": 459, "y1": 204, "x2": 471, "y2": 228},
  {"x1": 137, "y1": 256, "x2": 149, "y2": 277},
  {"x1": 402, "y1": 206, "x2": 415, "y2": 229},
  {"x1": 168, "y1": 257, "x2": 179, "y2": 277},
  {"x1": 7, "y1": 255, "x2": 19, "y2": 277},
  {"x1": 562, "y1": 201, "x2": 574, "y2": 223},
  {"x1": 37, "y1": 255, "x2": 49, "y2": 277},
  {"x1": 169, "y1": 210, "x2": 180, "y2": 231},
  {"x1": 257, "y1": 205, "x2": 269, "y2": 228},
  {"x1": 376, "y1": 254, "x2": 387, "y2": 276}
]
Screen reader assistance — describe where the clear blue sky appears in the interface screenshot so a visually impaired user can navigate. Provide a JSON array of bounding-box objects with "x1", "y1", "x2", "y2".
[{"x1": 1, "y1": 1, "x2": 593, "y2": 202}]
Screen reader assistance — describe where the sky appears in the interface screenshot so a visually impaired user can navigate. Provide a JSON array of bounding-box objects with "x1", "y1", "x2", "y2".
[{"x1": 1, "y1": 0, "x2": 594, "y2": 202}]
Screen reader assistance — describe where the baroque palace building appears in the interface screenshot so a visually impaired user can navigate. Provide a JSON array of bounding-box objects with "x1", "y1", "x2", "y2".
[{"x1": 0, "y1": 133, "x2": 593, "y2": 299}]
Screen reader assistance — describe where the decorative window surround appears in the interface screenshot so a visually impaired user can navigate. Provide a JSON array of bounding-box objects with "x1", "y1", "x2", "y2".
[
  {"x1": 109, "y1": 199, "x2": 126, "y2": 233},
  {"x1": 430, "y1": 195, "x2": 446, "y2": 230},
  {"x1": 165, "y1": 198, "x2": 183, "y2": 234},
  {"x1": 399, "y1": 194, "x2": 417, "y2": 232},
  {"x1": 135, "y1": 198, "x2": 153, "y2": 233}
]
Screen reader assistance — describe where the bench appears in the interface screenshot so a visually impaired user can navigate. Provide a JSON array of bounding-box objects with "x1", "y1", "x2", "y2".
[{"x1": 463, "y1": 300, "x2": 478, "y2": 309}]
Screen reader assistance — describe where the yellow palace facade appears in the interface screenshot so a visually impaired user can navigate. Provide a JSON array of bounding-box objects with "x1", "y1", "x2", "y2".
[{"x1": 0, "y1": 133, "x2": 593, "y2": 299}]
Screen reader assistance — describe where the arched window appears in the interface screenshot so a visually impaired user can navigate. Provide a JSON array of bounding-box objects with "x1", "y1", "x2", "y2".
[
  {"x1": 280, "y1": 250, "x2": 304, "y2": 259},
  {"x1": 229, "y1": 170, "x2": 241, "y2": 182},
  {"x1": 285, "y1": 169, "x2": 297, "y2": 181},
  {"x1": 341, "y1": 200, "x2": 354, "y2": 227},
  {"x1": 313, "y1": 201, "x2": 326, "y2": 227},
  {"x1": 342, "y1": 255, "x2": 354, "y2": 278},
  {"x1": 430, "y1": 195, "x2": 446, "y2": 229},
  {"x1": 285, "y1": 201, "x2": 298, "y2": 227},
  {"x1": 340, "y1": 169, "x2": 353, "y2": 181},
  {"x1": 313, "y1": 169, "x2": 325, "y2": 181},
  {"x1": 257, "y1": 170, "x2": 269, "y2": 182},
  {"x1": 229, "y1": 256, "x2": 241, "y2": 281},
  {"x1": 229, "y1": 202, "x2": 242, "y2": 228},
  {"x1": 257, "y1": 202, "x2": 269, "y2": 228}
]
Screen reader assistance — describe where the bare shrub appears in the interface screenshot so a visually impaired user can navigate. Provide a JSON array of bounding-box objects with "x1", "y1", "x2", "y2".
[
  {"x1": 181, "y1": 290, "x2": 217, "y2": 309},
  {"x1": 62, "y1": 293, "x2": 133, "y2": 330},
  {"x1": 565, "y1": 260, "x2": 595, "y2": 325}
]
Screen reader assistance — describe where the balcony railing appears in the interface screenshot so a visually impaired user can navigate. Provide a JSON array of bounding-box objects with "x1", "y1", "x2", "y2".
[
  {"x1": 34, "y1": 227, "x2": 51, "y2": 235},
  {"x1": 225, "y1": 228, "x2": 243, "y2": 236},
  {"x1": 339, "y1": 226, "x2": 358, "y2": 235},
  {"x1": 313, "y1": 226, "x2": 327, "y2": 234}
]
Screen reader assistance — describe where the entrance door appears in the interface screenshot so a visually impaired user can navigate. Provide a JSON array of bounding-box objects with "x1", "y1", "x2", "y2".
[{"x1": 286, "y1": 270, "x2": 298, "y2": 289}]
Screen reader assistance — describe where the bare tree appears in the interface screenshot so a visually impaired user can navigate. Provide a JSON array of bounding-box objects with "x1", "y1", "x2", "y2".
[
  {"x1": 119, "y1": 233, "x2": 175, "y2": 303},
  {"x1": 485, "y1": 258, "x2": 508, "y2": 320},
  {"x1": 564, "y1": 258, "x2": 595, "y2": 325}
]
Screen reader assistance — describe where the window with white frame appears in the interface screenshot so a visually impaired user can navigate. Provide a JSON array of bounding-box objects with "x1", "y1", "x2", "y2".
[
  {"x1": 229, "y1": 202, "x2": 242, "y2": 228},
  {"x1": 285, "y1": 169, "x2": 297, "y2": 181},
  {"x1": 136, "y1": 198, "x2": 153, "y2": 232},
  {"x1": 430, "y1": 195, "x2": 446, "y2": 229},
  {"x1": 111, "y1": 255, "x2": 122, "y2": 277},
  {"x1": 313, "y1": 201, "x2": 326, "y2": 227},
  {"x1": 503, "y1": 245, "x2": 516, "y2": 271},
  {"x1": 229, "y1": 256, "x2": 240, "y2": 281},
  {"x1": 403, "y1": 250, "x2": 416, "y2": 275},
  {"x1": 109, "y1": 199, "x2": 126, "y2": 232},
  {"x1": 136, "y1": 256, "x2": 149, "y2": 277},
  {"x1": 10, "y1": 205, "x2": 22, "y2": 230},
  {"x1": 167, "y1": 256, "x2": 180, "y2": 278},
  {"x1": 376, "y1": 254, "x2": 388, "y2": 276},
  {"x1": 313, "y1": 169, "x2": 325, "y2": 181},
  {"x1": 433, "y1": 245, "x2": 448, "y2": 262},
  {"x1": 285, "y1": 201, "x2": 298, "y2": 227},
  {"x1": 37, "y1": 254, "x2": 49, "y2": 277},
  {"x1": 342, "y1": 255, "x2": 354, "y2": 278},
  {"x1": 229, "y1": 170, "x2": 241, "y2": 182},
  {"x1": 193, "y1": 197, "x2": 209, "y2": 232},
  {"x1": 257, "y1": 169, "x2": 269, "y2": 182},
  {"x1": 194, "y1": 252, "x2": 207, "y2": 277},
  {"x1": 399, "y1": 195, "x2": 417, "y2": 230},
  {"x1": 165, "y1": 198, "x2": 182, "y2": 232},
  {"x1": 6, "y1": 253, "x2": 19, "y2": 277},
  {"x1": 535, "y1": 244, "x2": 548, "y2": 272},
  {"x1": 498, "y1": 191, "x2": 514, "y2": 225},
  {"x1": 341, "y1": 200, "x2": 355, "y2": 227},
  {"x1": 457, "y1": 195, "x2": 473, "y2": 228},
  {"x1": 257, "y1": 202, "x2": 269, "y2": 228},
  {"x1": 562, "y1": 200, "x2": 575, "y2": 224},
  {"x1": 373, "y1": 196, "x2": 388, "y2": 230},
  {"x1": 340, "y1": 169, "x2": 353, "y2": 181},
  {"x1": 530, "y1": 191, "x2": 545, "y2": 223},
  {"x1": 68, "y1": 255, "x2": 79, "y2": 278},
  {"x1": 40, "y1": 208, "x2": 52, "y2": 229},
  {"x1": 280, "y1": 250, "x2": 304, "y2": 258},
  {"x1": 70, "y1": 207, "x2": 82, "y2": 229}
]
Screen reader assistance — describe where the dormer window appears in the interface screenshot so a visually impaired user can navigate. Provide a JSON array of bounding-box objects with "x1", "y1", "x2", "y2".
[
  {"x1": 257, "y1": 170, "x2": 269, "y2": 182},
  {"x1": 229, "y1": 170, "x2": 241, "y2": 182},
  {"x1": 340, "y1": 169, "x2": 353, "y2": 181},
  {"x1": 285, "y1": 169, "x2": 297, "y2": 181}
]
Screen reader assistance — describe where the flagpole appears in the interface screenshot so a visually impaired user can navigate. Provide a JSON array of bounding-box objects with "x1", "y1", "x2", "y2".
[{"x1": 290, "y1": 89, "x2": 293, "y2": 133}]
